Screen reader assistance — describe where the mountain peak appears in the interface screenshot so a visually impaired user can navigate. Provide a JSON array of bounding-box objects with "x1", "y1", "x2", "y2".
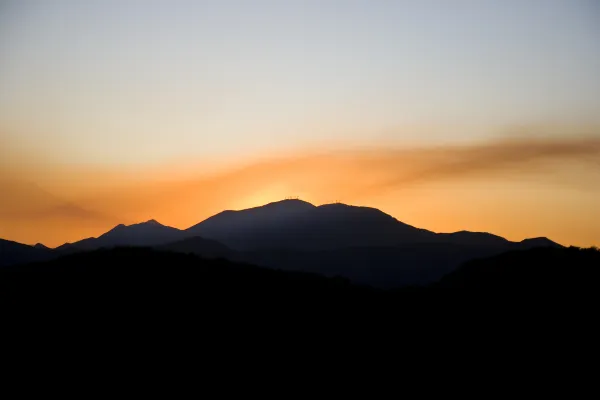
[
  {"x1": 72, "y1": 218, "x2": 185, "y2": 249},
  {"x1": 262, "y1": 199, "x2": 315, "y2": 208},
  {"x1": 318, "y1": 202, "x2": 351, "y2": 208},
  {"x1": 316, "y1": 203, "x2": 398, "y2": 220},
  {"x1": 520, "y1": 237, "x2": 562, "y2": 248},
  {"x1": 221, "y1": 198, "x2": 316, "y2": 214},
  {"x1": 33, "y1": 243, "x2": 49, "y2": 250},
  {"x1": 111, "y1": 220, "x2": 164, "y2": 230}
]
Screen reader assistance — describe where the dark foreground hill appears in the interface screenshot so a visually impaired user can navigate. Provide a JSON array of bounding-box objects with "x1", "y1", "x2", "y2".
[
  {"x1": 3, "y1": 246, "x2": 600, "y2": 339},
  {"x1": 436, "y1": 246, "x2": 600, "y2": 289},
  {"x1": 0, "y1": 247, "x2": 380, "y2": 306},
  {"x1": 3, "y1": 247, "x2": 598, "y2": 370},
  {"x1": 0, "y1": 238, "x2": 53, "y2": 266},
  {"x1": 3, "y1": 246, "x2": 598, "y2": 299}
]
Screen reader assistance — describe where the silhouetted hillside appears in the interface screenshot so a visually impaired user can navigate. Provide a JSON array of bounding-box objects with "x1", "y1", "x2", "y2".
[
  {"x1": 0, "y1": 200, "x2": 572, "y2": 288},
  {"x1": 158, "y1": 236, "x2": 232, "y2": 257},
  {"x1": 187, "y1": 200, "x2": 435, "y2": 251},
  {"x1": 0, "y1": 247, "x2": 377, "y2": 306},
  {"x1": 0, "y1": 238, "x2": 53, "y2": 267},
  {"x1": 184, "y1": 200, "x2": 565, "y2": 254},
  {"x1": 517, "y1": 237, "x2": 562, "y2": 248},
  {"x1": 3, "y1": 246, "x2": 598, "y2": 306},
  {"x1": 187, "y1": 199, "x2": 316, "y2": 239},
  {"x1": 57, "y1": 220, "x2": 187, "y2": 252},
  {"x1": 436, "y1": 231, "x2": 510, "y2": 246},
  {"x1": 236, "y1": 242, "x2": 517, "y2": 287},
  {"x1": 50, "y1": 199, "x2": 564, "y2": 257},
  {"x1": 436, "y1": 246, "x2": 600, "y2": 289}
]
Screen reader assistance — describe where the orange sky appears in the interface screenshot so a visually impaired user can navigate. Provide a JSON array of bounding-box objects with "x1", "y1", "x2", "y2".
[
  {"x1": 2, "y1": 134, "x2": 599, "y2": 248},
  {"x1": 2, "y1": 2, "x2": 600, "y2": 249}
]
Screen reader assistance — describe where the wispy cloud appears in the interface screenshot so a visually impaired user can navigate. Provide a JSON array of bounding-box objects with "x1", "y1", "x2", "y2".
[
  {"x1": 350, "y1": 135, "x2": 600, "y2": 195},
  {"x1": 1, "y1": 131, "x2": 599, "y2": 246}
]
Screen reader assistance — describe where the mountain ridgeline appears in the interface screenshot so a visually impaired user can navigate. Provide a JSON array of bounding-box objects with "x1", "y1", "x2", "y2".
[
  {"x1": 0, "y1": 199, "x2": 574, "y2": 288},
  {"x1": 186, "y1": 200, "x2": 436, "y2": 250}
]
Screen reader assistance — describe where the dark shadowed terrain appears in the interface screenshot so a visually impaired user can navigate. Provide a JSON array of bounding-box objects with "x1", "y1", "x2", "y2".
[
  {"x1": 0, "y1": 247, "x2": 380, "y2": 313},
  {"x1": 2, "y1": 246, "x2": 598, "y2": 300},
  {"x1": 436, "y1": 246, "x2": 600, "y2": 290}
]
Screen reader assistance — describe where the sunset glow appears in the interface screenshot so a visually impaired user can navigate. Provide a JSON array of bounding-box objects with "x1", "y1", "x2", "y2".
[{"x1": 1, "y1": 1, "x2": 599, "y2": 248}]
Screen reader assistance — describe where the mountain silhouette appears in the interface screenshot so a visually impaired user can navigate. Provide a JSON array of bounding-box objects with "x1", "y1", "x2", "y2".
[
  {"x1": 57, "y1": 219, "x2": 187, "y2": 252},
  {"x1": 55, "y1": 200, "x2": 563, "y2": 255},
  {"x1": 179, "y1": 200, "x2": 566, "y2": 286},
  {"x1": 517, "y1": 237, "x2": 561, "y2": 248},
  {"x1": 185, "y1": 199, "x2": 316, "y2": 249},
  {"x1": 187, "y1": 199, "x2": 435, "y2": 251},
  {"x1": 0, "y1": 199, "x2": 571, "y2": 287},
  {"x1": 0, "y1": 238, "x2": 53, "y2": 267},
  {"x1": 436, "y1": 231, "x2": 510, "y2": 246}
]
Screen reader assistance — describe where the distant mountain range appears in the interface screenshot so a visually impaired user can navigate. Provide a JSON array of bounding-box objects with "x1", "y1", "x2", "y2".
[
  {"x1": 0, "y1": 199, "x2": 564, "y2": 287},
  {"x1": 56, "y1": 219, "x2": 187, "y2": 252}
]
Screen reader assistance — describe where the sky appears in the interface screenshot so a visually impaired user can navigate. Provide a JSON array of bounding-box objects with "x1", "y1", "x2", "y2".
[{"x1": 0, "y1": 0, "x2": 599, "y2": 247}]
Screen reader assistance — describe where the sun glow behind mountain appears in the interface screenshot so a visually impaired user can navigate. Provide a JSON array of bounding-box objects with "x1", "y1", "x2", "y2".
[
  {"x1": 1, "y1": 133, "x2": 599, "y2": 248},
  {"x1": 0, "y1": 1, "x2": 599, "y2": 247}
]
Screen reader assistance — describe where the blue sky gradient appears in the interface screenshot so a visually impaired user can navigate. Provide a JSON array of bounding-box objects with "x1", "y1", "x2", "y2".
[{"x1": 1, "y1": 0, "x2": 599, "y2": 165}]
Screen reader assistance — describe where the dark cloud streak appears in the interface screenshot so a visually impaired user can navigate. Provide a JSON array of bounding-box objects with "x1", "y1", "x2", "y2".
[{"x1": 354, "y1": 136, "x2": 600, "y2": 195}]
